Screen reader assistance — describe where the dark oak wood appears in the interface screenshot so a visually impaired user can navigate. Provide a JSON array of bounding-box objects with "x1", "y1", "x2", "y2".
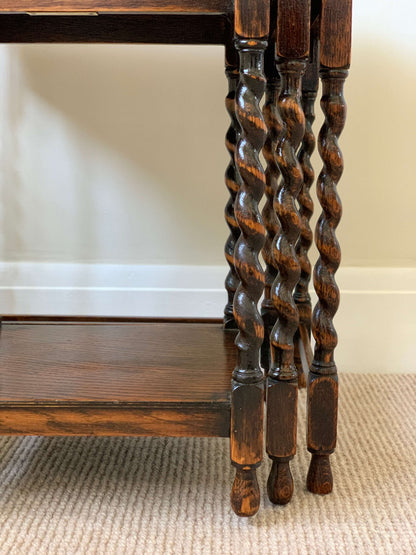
[
  {"x1": 266, "y1": 380, "x2": 297, "y2": 504},
  {"x1": 308, "y1": 374, "x2": 338, "y2": 452},
  {"x1": 230, "y1": 382, "x2": 263, "y2": 515},
  {"x1": 320, "y1": 0, "x2": 352, "y2": 68},
  {"x1": 1, "y1": 315, "x2": 223, "y2": 323},
  {"x1": 276, "y1": 0, "x2": 310, "y2": 59},
  {"x1": 0, "y1": 405, "x2": 230, "y2": 437},
  {"x1": 267, "y1": 57, "x2": 306, "y2": 505},
  {"x1": 0, "y1": 322, "x2": 234, "y2": 403},
  {"x1": 293, "y1": 20, "x2": 319, "y2": 386},
  {"x1": 307, "y1": 452, "x2": 333, "y2": 494},
  {"x1": 0, "y1": 14, "x2": 230, "y2": 44},
  {"x1": 307, "y1": 0, "x2": 351, "y2": 495},
  {"x1": 0, "y1": 0, "x2": 232, "y2": 14},
  {"x1": 307, "y1": 68, "x2": 347, "y2": 492},
  {"x1": 223, "y1": 43, "x2": 240, "y2": 329},
  {"x1": 260, "y1": 44, "x2": 281, "y2": 372},
  {"x1": 232, "y1": 37, "x2": 267, "y2": 385},
  {"x1": 266, "y1": 0, "x2": 309, "y2": 505},
  {"x1": 234, "y1": 0, "x2": 269, "y2": 39},
  {"x1": 230, "y1": 35, "x2": 267, "y2": 517},
  {"x1": 0, "y1": 0, "x2": 353, "y2": 516},
  {"x1": 0, "y1": 322, "x2": 236, "y2": 437}
]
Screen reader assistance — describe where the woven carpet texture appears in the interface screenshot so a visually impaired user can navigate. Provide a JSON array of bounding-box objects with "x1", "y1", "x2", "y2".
[{"x1": 1, "y1": 374, "x2": 415, "y2": 554}]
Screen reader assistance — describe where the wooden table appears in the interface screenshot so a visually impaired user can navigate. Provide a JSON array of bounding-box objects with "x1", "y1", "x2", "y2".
[{"x1": 0, "y1": 0, "x2": 352, "y2": 517}]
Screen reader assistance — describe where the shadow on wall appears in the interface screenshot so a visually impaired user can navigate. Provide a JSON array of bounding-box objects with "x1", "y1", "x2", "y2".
[
  {"x1": 309, "y1": 41, "x2": 416, "y2": 268},
  {"x1": 1, "y1": 37, "x2": 416, "y2": 267},
  {"x1": 4, "y1": 43, "x2": 229, "y2": 264}
]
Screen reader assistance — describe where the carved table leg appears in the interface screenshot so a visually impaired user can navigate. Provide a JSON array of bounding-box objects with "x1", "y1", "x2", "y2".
[
  {"x1": 293, "y1": 25, "x2": 319, "y2": 387},
  {"x1": 261, "y1": 45, "x2": 281, "y2": 372},
  {"x1": 230, "y1": 36, "x2": 268, "y2": 517},
  {"x1": 266, "y1": 0, "x2": 309, "y2": 506},
  {"x1": 307, "y1": 0, "x2": 352, "y2": 495},
  {"x1": 223, "y1": 41, "x2": 240, "y2": 330},
  {"x1": 307, "y1": 67, "x2": 348, "y2": 494},
  {"x1": 229, "y1": 0, "x2": 269, "y2": 518}
]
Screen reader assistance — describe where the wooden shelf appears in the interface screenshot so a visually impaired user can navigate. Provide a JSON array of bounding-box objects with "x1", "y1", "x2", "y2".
[
  {"x1": 0, "y1": 320, "x2": 236, "y2": 437},
  {"x1": 0, "y1": 14, "x2": 230, "y2": 45},
  {"x1": 0, "y1": 0, "x2": 232, "y2": 14}
]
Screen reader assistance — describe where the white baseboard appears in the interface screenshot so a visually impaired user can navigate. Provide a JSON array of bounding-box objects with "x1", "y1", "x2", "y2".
[
  {"x1": 0, "y1": 262, "x2": 414, "y2": 374},
  {"x1": 0, "y1": 263, "x2": 227, "y2": 319}
]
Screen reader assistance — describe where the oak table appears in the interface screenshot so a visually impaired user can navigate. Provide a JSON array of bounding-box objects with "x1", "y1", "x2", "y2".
[{"x1": 0, "y1": 0, "x2": 352, "y2": 517}]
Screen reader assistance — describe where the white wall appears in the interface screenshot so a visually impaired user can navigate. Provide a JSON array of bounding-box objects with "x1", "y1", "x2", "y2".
[
  {"x1": 0, "y1": 44, "x2": 228, "y2": 264},
  {"x1": 0, "y1": 0, "x2": 415, "y2": 372}
]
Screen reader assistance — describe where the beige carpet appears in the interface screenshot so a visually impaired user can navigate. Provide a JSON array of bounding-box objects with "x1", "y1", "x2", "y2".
[{"x1": 0, "y1": 374, "x2": 415, "y2": 554}]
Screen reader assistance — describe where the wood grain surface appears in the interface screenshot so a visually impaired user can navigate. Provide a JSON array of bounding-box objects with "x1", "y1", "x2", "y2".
[
  {"x1": 276, "y1": 0, "x2": 310, "y2": 59},
  {"x1": 0, "y1": 322, "x2": 236, "y2": 437},
  {"x1": 320, "y1": 0, "x2": 352, "y2": 68},
  {"x1": 307, "y1": 66, "x2": 348, "y2": 493},
  {"x1": 230, "y1": 37, "x2": 267, "y2": 518},
  {"x1": 0, "y1": 0, "x2": 232, "y2": 14},
  {"x1": 260, "y1": 47, "x2": 281, "y2": 373},
  {"x1": 0, "y1": 404, "x2": 231, "y2": 436},
  {"x1": 0, "y1": 13, "x2": 230, "y2": 44},
  {"x1": 234, "y1": 0, "x2": 269, "y2": 38},
  {"x1": 0, "y1": 322, "x2": 235, "y2": 403},
  {"x1": 223, "y1": 55, "x2": 241, "y2": 329}
]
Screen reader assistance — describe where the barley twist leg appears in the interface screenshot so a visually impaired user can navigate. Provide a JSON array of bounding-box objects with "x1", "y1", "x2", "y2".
[
  {"x1": 293, "y1": 40, "x2": 319, "y2": 386},
  {"x1": 307, "y1": 68, "x2": 348, "y2": 494},
  {"x1": 260, "y1": 47, "x2": 282, "y2": 372},
  {"x1": 224, "y1": 45, "x2": 241, "y2": 329},
  {"x1": 267, "y1": 59, "x2": 306, "y2": 505},
  {"x1": 230, "y1": 37, "x2": 267, "y2": 517}
]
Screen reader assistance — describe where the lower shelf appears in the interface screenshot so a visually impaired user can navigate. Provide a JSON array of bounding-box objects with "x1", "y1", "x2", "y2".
[{"x1": 0, "y1": 319, "x2": 236, "y2": 437}]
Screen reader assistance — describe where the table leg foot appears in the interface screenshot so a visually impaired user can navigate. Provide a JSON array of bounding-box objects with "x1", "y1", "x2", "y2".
[
  {"x1": 267, "y1": 459, "x2": 294, "y2": 505},
  {"x1": 307, "y1": 453, "x2": 333, "y2": 494},
  {"x1": 231, "y1": 466, "x2": 260, "y2": 517}
]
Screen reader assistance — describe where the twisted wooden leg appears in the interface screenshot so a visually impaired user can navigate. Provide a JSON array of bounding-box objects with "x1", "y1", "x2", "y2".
[
  {"x1": 294, "y1": 32, "x2": 319, "y2": 387},
  {"x1": 306, "y1": 0, "x2": 352, "y2": 497},
  {"x1": 307, "y1": 67, "x2": 348, "y2": 495},
  {"x1": 230, "y1": 36, "x2": 267, "y2": 517},
  {"x1": 267, "y1": 58, "x2": 306, "y2": 505},
  {"x1": 265, "y1": 0, "x2": 311, "y2": 506},
  {"x1": 224, "y1": 43, "x2": 241, "y2": 330},
  {"x1": 261, "y1": 46, "x2": 281, "y2": 372}
]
